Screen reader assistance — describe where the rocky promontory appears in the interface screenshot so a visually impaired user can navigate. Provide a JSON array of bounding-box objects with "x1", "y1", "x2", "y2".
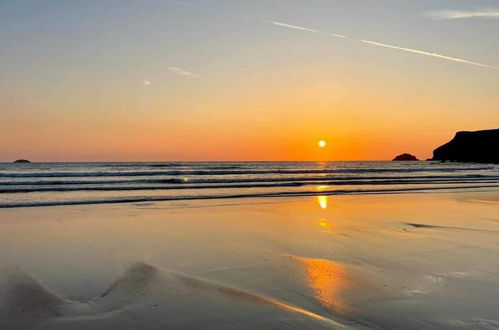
[
  {"x1": 392, "y1": 153, "x2": 418, "y2": 161},
  {"x1": 432, "y1": 128, "x2": 499, "y2": 163}
]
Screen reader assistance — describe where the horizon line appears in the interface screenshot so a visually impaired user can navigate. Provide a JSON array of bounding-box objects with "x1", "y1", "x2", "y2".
[{"x1": 2, "y1": 159, "x2": 425, "y2": 163}]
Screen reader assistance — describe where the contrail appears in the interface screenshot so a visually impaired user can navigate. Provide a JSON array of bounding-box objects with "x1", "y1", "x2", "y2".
[
  {"x1": 426, "y1": 9, "x2": 499, "y2": 20},
  {"x1": 270, "y1": 21, "x2": 347, "y2": 39},
  {"x1": 270, "y1": 21, "x2": 321, "y2": 33},
  {"x1": 361, "y1": 39, "x2": 499, "y2": 70},
  {"x1": 268, "y1": 20, "x2": 498, "y2": 71},
  {"x1": 329, "y1": 33, "x2": 348, "y2": 39}
]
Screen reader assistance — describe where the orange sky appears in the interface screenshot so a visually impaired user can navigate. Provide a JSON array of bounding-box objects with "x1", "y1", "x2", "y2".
[{"x1": 1, "y1": 1, "x2": 498, "y2": 162}]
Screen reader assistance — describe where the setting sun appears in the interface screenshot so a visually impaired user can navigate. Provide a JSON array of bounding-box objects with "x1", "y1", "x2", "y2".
[{"x1": 318, "y1": 140, "x2": 327, "y2": 148}]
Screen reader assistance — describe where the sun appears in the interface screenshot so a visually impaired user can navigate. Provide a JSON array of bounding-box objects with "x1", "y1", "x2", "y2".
[{"x1": 318, "y1": 140, "x2": 327, "y2": 148}]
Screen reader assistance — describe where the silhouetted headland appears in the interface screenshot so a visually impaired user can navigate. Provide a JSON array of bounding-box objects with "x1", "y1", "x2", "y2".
[
  {"x1": 13, "y1": 159, "x2": 31, "y2": 163},
  {"x1": 432, "y1": 128, "x2": 499, "y2": 164},
  {"x1": 392, "y1": 153, "x2": 418, "y2": 161}
]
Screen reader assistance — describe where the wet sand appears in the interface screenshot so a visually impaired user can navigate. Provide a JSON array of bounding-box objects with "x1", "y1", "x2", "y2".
[{"x1": 0, "y1": 191, "x2": 498, "y2": 329}]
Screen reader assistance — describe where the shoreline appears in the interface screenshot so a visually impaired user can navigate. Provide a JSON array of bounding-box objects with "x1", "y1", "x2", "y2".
[{"x1": 1, "y1": 184, "x2": 499, "y2": 209}]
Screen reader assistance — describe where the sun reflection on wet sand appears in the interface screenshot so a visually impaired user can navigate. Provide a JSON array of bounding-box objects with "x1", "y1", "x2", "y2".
[
  {"x1": 316, "y1": 218, "x2": 350, "y2": 235},
  {"x1": 297, "y1": 257, "x2": 353, "y2": 314},
  {"x1": 318, "y1": 218, "x2": 332, "y2": 228},
  {"x1": 317, "y1": 196, "x2": 329, "y2": 209}
]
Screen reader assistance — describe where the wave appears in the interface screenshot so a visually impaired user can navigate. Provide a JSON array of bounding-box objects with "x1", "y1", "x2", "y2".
[
  {"x1": 1, "y1": 184, "x2": 498, "y2": 208},
  {"x1": 1, "y1": 174, "x2": 497, "y2": 186},
  {"x1": 99, "y1": 163, "x2": 246, "y2": 169},
  {"x1": 1, "y1": 179, "x2": 499, "y2": 194},
  {"x1": 0, "y1": 166, "x2": 494, "y2": 178},
  {"x1": 0, "y1": 178, "x2": 184, "y2": 186}
]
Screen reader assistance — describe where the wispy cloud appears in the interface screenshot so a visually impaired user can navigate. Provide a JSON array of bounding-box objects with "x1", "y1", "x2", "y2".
[
  {"x1": 168, "y1": 67, "x2": 204, "y2": 79},
  {"x1": 142, "y1": 79, "x2": 152, "y2": 85},
  {"x1": 164, "y1": 0, "x2": 199, "y2": 8},
  {"x1": 361, "y1": 40, "x2": 499, "y2": 70},
  {"x1": 426, "y1": 9, "x2": 499, "y2": 20},
  {"x1": 269, "y1": 21, "x2": 347, "y2": 39}
]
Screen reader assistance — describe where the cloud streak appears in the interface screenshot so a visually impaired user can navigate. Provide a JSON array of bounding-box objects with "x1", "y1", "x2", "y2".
[
  {"x1": 270, "y1": 21, "x2": 347, "y2": 39},
  {"x1": 164, "y1": 0, "x2": 199, "y2": 8},
  {"x1": 361, "y1": 40, "x2": 499, "y2": 70},
  {"x1": 426, "y1": 9, "x2": 499, "y2": 20},
  {"x1": 169, "y1": 67, "x2": 204, "y2": 79}
]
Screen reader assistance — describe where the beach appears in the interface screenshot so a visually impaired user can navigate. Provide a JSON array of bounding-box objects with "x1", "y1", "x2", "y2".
[
  {"x1": 2, "y1": 0, "x2": 498, "y2": 327},
  {"x1": 1, "y1": 187, "x2": 498, "y2": 329}
]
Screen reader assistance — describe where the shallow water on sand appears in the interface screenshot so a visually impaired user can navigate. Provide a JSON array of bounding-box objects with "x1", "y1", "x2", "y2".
[{"x1": 0, "y1": 191, "x2": 498, "y2": 329}]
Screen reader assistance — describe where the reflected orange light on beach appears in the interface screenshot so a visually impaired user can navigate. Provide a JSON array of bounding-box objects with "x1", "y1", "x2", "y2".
[
  {"x1": 317, "y1": 196, "x2": 328, "y2": 209},
  {"x1": 298, "y1": 257, "x2": 351, "y2": 313},
  {"x1": 318, "y1": 219, "x2": 332, "y2": 228}
]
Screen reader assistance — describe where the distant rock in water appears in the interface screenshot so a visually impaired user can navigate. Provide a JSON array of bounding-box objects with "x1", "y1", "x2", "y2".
[
  {"x1": 13, "y1": 159, "x2": 31, "y2": 163},
  {"x1": 392, "y1": 153, "x2": 418, "y2": 161},
  {"x1": 432, "y1": 128, "x2": 499, "y2": 164}
]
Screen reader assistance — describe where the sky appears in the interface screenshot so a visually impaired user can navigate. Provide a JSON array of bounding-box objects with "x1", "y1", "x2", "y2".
[{"x1": 1, "y1": 0, "x2": 498, "y2": 161}]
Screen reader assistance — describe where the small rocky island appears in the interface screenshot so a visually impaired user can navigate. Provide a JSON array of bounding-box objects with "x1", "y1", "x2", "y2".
[
  {"x1": 392, "y1": 153, "x2": 418, "y2": 161},
  {"x1": 13, "y1": 159, "x2": 31, "y2": 163},
  {"x1": 432, "y1": 128, "x2": 499, "y2": 164}
]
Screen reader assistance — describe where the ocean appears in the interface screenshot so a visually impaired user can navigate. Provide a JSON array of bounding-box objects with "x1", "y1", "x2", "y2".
[{"x1": 1, "y1": 161, "x2": 498, "y2": 208}]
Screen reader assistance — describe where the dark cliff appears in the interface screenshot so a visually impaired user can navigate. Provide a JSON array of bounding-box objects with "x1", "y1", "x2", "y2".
[{"x1": 432, "y1": 129, "x2": 499, "y2": 163}]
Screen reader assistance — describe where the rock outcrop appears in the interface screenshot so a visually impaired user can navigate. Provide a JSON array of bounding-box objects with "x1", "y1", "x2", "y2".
[
  {"x1": 392, "y1": 153, "x2": 418, "y2": 161},
  {"x1": 13, "y1": 159, "x2": 31, "y2": 163},
  {"x1": 432, "y1": 128, "x2": 499, "y2": 163}
]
